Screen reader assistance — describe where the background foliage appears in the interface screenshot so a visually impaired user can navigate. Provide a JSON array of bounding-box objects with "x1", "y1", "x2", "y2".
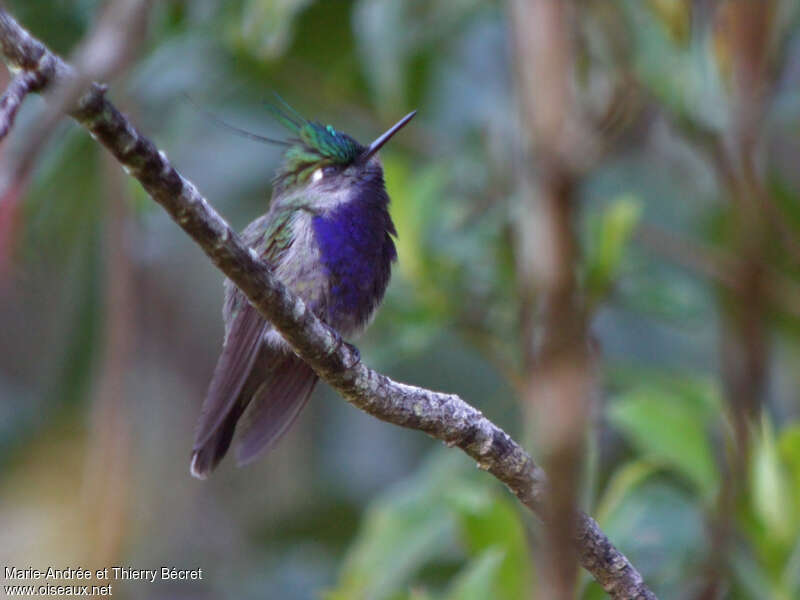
[{"x1": 1, "y1": 1, "x2": 800, "y2": 599}]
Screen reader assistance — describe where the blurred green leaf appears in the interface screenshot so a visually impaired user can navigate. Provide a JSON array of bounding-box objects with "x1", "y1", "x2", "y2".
[
  {"x1": 778, "y1": 423, "x2": 800, "y2": 486},
  {"x1": 781, "y1": 534, "x2": 800, "y2": 599},
  {"x1": 600, "y1": 479, "x2": 707, "y2": 597},
  {"x1": 594, "y1": 459, "x2": 663, "y2": 525},
  {"x1": 608, "y1": 377, "x2": 720, "y2": 499},
  {"x1": 584, "y1": 194, "x2": 642, "y2": 305},
  {"x1": 751, "y1": 418, "x2": 797, "y2": 543},
  {"x1": 328, "y1": 453, "x2": 460, "y2": 600},
  {"x1": 621, "y1": 0, "x2": 729, "y2": 130},
  {"x1": 385, "y1": 156, "x2": 449, "y2": 297},
  {"x1": 230, "y1": 0, "x2": 314, "y2": 59},
  {"x1": 779, "y1": 425, "x2": 800, "y2": 550},
  {"x1": 730, "y1": 547, "x2": 786, "y2": 600},
  {"x1": 330, "y1": 485, "x2": 455, "y2": 598},
  {"x1": 443, "y1": 548, "x2": 504, "y2": 600},
  {"x1": 445, "y1": 483, "x2": 533, "y2": 598},
  {"x1": 329, "y1": 452, "x2": 531, "y2": 600}
]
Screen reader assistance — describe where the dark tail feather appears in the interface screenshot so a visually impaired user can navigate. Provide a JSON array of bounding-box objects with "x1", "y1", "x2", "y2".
[
  {"x1": 193, "y1": 305, "x2": 267, "y2": 451},
  {"x1": 235, "y1": 355, "x2": 318, "y2": 466},
  {"x1": 190, "y1": 402, "x2": 244, "y2": 479}
]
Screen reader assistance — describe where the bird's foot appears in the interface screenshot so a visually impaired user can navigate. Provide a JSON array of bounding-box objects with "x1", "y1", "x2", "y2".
[
  {"x1": 331, "y1": 331, "x2": 361, "y2": 369},
  {"x1": 343, "y1": 341, "x2": 361, "y2": 368}
]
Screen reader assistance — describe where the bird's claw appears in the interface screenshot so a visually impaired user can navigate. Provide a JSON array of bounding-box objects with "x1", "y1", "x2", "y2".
[
  {"x1": 343, "y1": 342, "x2": 361, "y2": 368},
  {"x1": 331, "y1": 332, "x2": 361, "y2": 369}
]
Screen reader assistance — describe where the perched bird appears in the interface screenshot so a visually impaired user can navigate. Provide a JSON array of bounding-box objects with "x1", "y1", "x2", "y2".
[{"x1": 190, "y1": 101, "x2": 415, "y2": 479}]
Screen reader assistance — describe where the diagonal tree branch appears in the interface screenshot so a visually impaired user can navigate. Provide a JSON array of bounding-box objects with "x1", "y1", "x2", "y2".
[{"x1": 0, "y1": 8, "x2": 656, "y2": 600}]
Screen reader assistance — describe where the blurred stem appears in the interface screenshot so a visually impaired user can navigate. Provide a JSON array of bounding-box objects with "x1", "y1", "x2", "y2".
[
  {"x1": 81, "y1": 149, "x2": 133, "y2": 566},
  {"x1": 523, "y1": 166, "x2": 593, "y2": 600},
  {"x1": 510, "y1": 1, "x2": 594, "y2": 598},
  {"x1": 692, "y1": 3, "x2": 775, "y2": 597}
]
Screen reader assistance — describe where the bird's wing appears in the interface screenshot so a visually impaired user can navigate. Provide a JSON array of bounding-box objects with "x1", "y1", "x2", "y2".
[{"x1": 193, "y1": 208, "x2": 300, "y2": 451}]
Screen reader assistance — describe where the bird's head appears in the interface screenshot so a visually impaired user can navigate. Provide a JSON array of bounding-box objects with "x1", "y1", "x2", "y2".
[{"x1": 266, "y1": 100, "x2": 415, "y2": 197}]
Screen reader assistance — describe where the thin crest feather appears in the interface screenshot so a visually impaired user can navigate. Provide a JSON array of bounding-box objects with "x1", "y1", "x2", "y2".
[
  {"x1": 266, "y1": 93, "x2": 307, "y2": 134},
  {"x1": 184, "y1": 93, "x2": 363, "y2": 164},
  {"x1": 267, "y1": 94, "x2": 364, "y2": 170},
  {"x1": 183, "y1": 94, "x2": 290, "y2": 147}
]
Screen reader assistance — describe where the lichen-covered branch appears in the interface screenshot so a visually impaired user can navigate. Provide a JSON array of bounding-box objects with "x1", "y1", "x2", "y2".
[{"x1": 0, "y1": 8, "x2": 656, "y2": 599}]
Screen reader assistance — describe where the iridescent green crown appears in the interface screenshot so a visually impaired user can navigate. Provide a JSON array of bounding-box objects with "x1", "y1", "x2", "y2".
[{"x1": 268, "y1": 99, "x2": 364, "y2": 186}]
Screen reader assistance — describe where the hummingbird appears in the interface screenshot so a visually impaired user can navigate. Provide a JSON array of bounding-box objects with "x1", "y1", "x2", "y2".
[{"x1": 190, "y1": 101, "x2": 415, "y2": 479}]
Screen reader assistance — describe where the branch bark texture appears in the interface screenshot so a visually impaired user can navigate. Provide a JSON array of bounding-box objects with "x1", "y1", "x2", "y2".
[{"x1": 0, "y1": 8, "x2": 656, "y2": 600}]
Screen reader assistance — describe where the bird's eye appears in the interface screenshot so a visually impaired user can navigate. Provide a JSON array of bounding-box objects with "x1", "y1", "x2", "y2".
[{"x1": 311, "y1": 165, "x2": 338, "y2": 183}]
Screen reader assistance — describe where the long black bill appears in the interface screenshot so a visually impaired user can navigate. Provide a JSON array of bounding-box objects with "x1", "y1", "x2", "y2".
[{"x1": 361, "y1": 110, "x2": 416, "y2": 162}]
